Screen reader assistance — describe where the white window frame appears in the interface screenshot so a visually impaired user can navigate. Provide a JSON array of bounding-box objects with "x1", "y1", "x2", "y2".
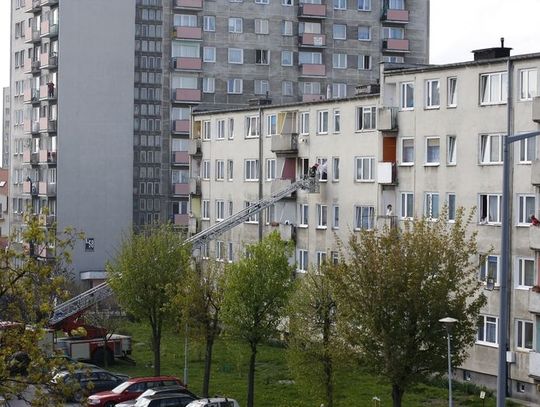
[
  {"x1": 424, "y1": 192, "x2": 440, "y2": 220},
  {"x1": 215, "y1": 159, "x2": 225, "y2": 180},
  {"x1": 479, "y1": 254, "x2": 500, "y2": 286},
  {"x1": 519, "y1": 68, "x2": 537, "y2": 101},
  {"x1": 267, "y1": 114, "x2": 277, "y2": 136},
  {"x1": 480, "y1": 134, "x2": 504, "y2": 164},
  {"x1": 216, "y1": 200, "x2": 225, "y2": 221},
  {"x1": 299, "y1": 204, "x2": 309, "y2": 227},
  {"x1": 354, "y1": 205, "x2": 375, "y2": 230},
  {"x1": 357, "y1": 0, "x2": 371, "y2": 11},
  {"x1": 300, "y1": 112, "x2": 310, "y2": 135},
  {"x1": 516, "y1": 320, "x2": 534, "y2": 351},
  {"x1": 447, "y1": 77, "x2": 457, "y2": 107},
  {"x1": 202, "y1": 199, "x2": 210, "y2": 220},
  {"x1": 203, "y1": 15, "x2": 216, "y2": 32},
  {"x1": 333, "y1": 24, "x2": 346, "y2": 40},
  {"x1": 202, "y1": 160, "x2": 210, "y2": 180},
  {"x1": 519, "y1": 136, "x2": 536, "y2": 163},
  {"x1": 355, "y1": 106, "x2": 377, "y2": 131},
  {"x1": 425, "y1": 79, "x2": 441, "y2": 109},
  {"x1": 332, "y1": 53, "x2": 347, "y2": 69},
  {"x1": 227, "y1": 78, "x2": 243, "y2": 94},
  {"x1": 477, "y1": 315, "x2": 498, "y2": 347},
  {"x1": 228, "y1": 17, "x2": 243, "y2": 33},
  {"x1": 316, "y1": 204, "x2": 328, "y2": 229},
  {"x1": 316, "y1": 251, "x2": 327, "y2": 269},
  {"x1": 244, "y1": 159, "x2": 259, "y2": 181},
  {"x1": 255, "y1": 49, "x2": 270, "y2": 65},
  {"x1": 400, "y1": 82, "x2": 414, "y2": 110},
  {"x1": 266, "y1": 158, "x2": 276, "y2": 181},
  {"x1": 447, "y1": 193, "x2": 456, "y2": 223},
  {"x1": 281, "y1": 50, "x2": 293, "y2": 66},
  {"x1": 203, "y1": 77, "x2": 215, "y2": 93},
  {"x1": 401, "y1": 138, "x2": 414, "y2": 165},
  {"x1": 203, "y1": 46, "x2": 216, "y2": 62},
  {"x1": 425, "y1": 137, "x2": 440, "y2": 166},
  {"x1": 246, "y1": 116, "x2": 260, "y2": 138},
  {"x1": 480, "y1": 71, "x2": 507, "y2": 105},
  {"x1": 479, "y1": 193, "x2": 502, "y2": 225},
  {"x1": 282, "y1": 20, "x2": 293, "y2": 36},
  {"x1": 216, "y1": 119, "x2": 226, "y2": 140},
  {"x1": 297, "y1": 249, "x2": 308, "y2": 272},
  {"x1": 357, "y1": 26, "x2": 371, "y2": 41},
  {"x1": 358, "y1": 55, "x2": 371, "y2": 70},
  {"x1": 332, "y1": 205, "x2": 339, "y2": 229},
  {"x1": 202, "y1": 120, "x2": 212, "y2": 140},
  {"x1": 355, "y1": 157, "x2": 374, "y2": 181},
  {"x1": 228, "y1": 48, "x2": 244, "y2": 64},
  {"x1": 332, "y1": 157, "x2": 340, "y2": 181},
  {"x1": 516, "y1": 257, "x2": 536, "y2": 289},
  {"x1": 447, "y1": 135, "x2": 457, "y2": 165},
  {"x1": 333, "y1": 0, "x2": 346, "y2": 9},
  {"x1": 255, "y1": 19, "x2": 269, "y2": 34},
  {"x1": 317, "y1": 110, "x2": 329, "y2": 134},
  {"x1": 400, "y1": 192, "x2": 414, "y2": 219},
  {"x1": 517, "y1": 195, "x2": 536, "y2": 225},
  {"x1": 227, "y1": 159, "x2": 234, "y2": 181}
]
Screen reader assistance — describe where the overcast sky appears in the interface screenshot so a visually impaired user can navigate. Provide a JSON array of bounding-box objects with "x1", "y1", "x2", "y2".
[{"x1": 1, "y1": 0, "x2": 540, "y2": 112}]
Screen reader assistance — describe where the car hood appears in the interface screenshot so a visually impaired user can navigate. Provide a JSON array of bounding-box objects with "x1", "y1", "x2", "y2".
[
  {"x1": 88, "y1": 390, "x2": 117, "y2": 399},
  {"x1": 115, "y1": 401, "x2": 137, "y2": 407}
]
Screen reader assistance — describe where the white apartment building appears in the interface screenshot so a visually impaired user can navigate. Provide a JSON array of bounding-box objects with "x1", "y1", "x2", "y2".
[{"x1": 190, "y1": 47, "x2": 540, "y2": 403}]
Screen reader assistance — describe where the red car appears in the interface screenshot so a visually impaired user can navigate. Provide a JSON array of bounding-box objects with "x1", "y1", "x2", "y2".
[{"x1": 87, "y1": 376, "x2": 183, "y2": 407}]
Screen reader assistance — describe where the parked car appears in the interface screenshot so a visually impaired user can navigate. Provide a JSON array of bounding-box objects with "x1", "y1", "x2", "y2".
[
  {"x1": 116, "y1": 385, "x2": 198, "y2": 407},
  {"x1": 87, "y1": 376, "x2": 183, "y2": 407},
  {"x1": 134, "y1": 392, "x2": 197, "y2": 407},
  {"x1": 186, "y1": 398, "x2": 240, "y2": 407},
  {"x1": 52, "y1": 367, "x2": 128, "y2": 402}
]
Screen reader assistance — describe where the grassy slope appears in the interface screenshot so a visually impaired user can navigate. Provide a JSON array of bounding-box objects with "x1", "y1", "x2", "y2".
[{"x1": 109, "y1": 322, "x2": 500, "y2": 407}]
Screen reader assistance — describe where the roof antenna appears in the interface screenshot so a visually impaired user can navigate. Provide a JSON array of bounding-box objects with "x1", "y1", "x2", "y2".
[{"x1": 500, "y1": 37, "x2": 505, "y2": 48}]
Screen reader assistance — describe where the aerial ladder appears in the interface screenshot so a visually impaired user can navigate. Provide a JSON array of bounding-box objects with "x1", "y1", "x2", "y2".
[{"x1": 49, "y1": 176, "x2": 318, "y2": 329}]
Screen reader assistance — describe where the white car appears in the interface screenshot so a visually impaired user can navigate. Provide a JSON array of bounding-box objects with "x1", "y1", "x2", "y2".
[{"x1": 185, "y1": 398, "x2": 240, "y2": 407}]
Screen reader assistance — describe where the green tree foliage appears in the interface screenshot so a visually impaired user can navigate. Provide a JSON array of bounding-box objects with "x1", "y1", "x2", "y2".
[
  {"x1": 0, "y1": 213, "x2": 80, "y2": 406},
  {"x1": 174, "y1": 259, "x2": 225, "y2": 396},
  {"x1": 222, "y1": 232, "x2": 295, "y2": 407},
  {"x1": 287, "y1": 262, "x2": 343, "y2": 407},
  {"x1": 107, "y1": 223, "x2": 191, "y2": 376},
  {"x1": 331, "y1": 209, "x2": 487, "y2": 407}
]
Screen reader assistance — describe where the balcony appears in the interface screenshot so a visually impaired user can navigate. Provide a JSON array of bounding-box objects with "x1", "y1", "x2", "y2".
[
  {"x1": 172, "y1": 150, "x2": 190, "y2": 165},
  {"x1": 23, "y1": 88, "x2": 40, "y2": 104},
  {"x1": 174, "y1": 57, "x2": 202, "y2": 71},
  {"x1": 23, "y1": 149, "x2": 39, "y2": 165},
  {"x1": 271, "y1": 179, "x2": 297, "y2": 199},
  {"x1": 189, "y1": 178, "x2": 201, "y2": 195},
  {"x1": 175, "y1": 26, "x2": 202, "y2": 40},
  {"x1": 25, "y1": 0, "x2": 42, "y2": 13},
  {"x1": 24, "y1": 58, "x2": 41, "y2": 75},
  {"x1": 173, "y1": 119, "x2": 190, "y2": 134},
  {"x1": 38, "y1": 214, "x2": 56, "y2": 227},
  {"x1": 302, "y1": 94, "x2": 324, "y2": 102},
  {"x1": 529, "y1": 351, "x2": 540, "y2": 379},
  {"x1": 23, "y1": 181, "x2": 38, "y2": 196},
  {"x1": 382, "y1": 38, "x2": 410, "y2": 52},
  {"x1": 40, "y1": 53, "x2": 58, "y2": 70},
  {"x1": 381, "y1": 8, "x2": 409, "y2": 23},
  {"x1": 532, "y1": 160, "x2": 540, "y2": 185},
  {"x1": 173, "y1": 183, "x2": 190, "y2": 196},
  {"x1": 271, "y1": 133, "x2": 298, "y2": 155},
  {"x1": 533, "y1": 97, "x2": 540, "y2": 123},
  {"x1": 39, "y1": 117, "x2": 57, "y2": 133},
  {"x1": 174, "y1": 214, "x2": 190, "y2": 226},
  {"x1": 530, "y1": 226, "x2": 540, "y2": 250},
  {"x1": 38, "y1": 182, "x2": 56, "y2": 196},
  {"x1": 24, "y1": 120, "x2": 40, "y2": 134},
  {"x1": 189, "y1": 216, "x2": 199, "y2": 235},
  {"x1": 377, "y1": 107, "x2": 398, "y2": 131},
  {"x1": 377, "y1": 162, "x2": 397, "y2": 185},
  {"x1": 300, "y1": 63, "x2": 326, "y2": 77},
  {"x1": 298, "y1": 4, "x2": 326, "y2": 18},
  {"x1": 528, "y1": 288, "x2": 540, "y2": 313},
  {"x1": 299, "y1": 33, "x2": 326, "y2": 47},
  {"x1": 40, "y1": 84, "x2": 57, "y2": 100},
  {"x1": 188, "y1": 139, "x2": 202, "y2": 156},
  {"x1": 41, "y1": 0, "x2": 59, "y2": 5},
  {"x1": 174, "y1": 0, "x2": 203, "y2": 9},
  {"x1": 24, "y1": 26, "x2": 41, "y2": 43},
  {"x1": 377, "y1": 215, "x2": 398, "y2": 229},
  {"x1": 40, "y1": 20, "x2": 59, "y2": 38},
  {"x1": 174, "y1": 88, "x2": 201, "y2": 103},
  {"x1": 39, "y1": 149, "x2": 57, "y2": 164}
]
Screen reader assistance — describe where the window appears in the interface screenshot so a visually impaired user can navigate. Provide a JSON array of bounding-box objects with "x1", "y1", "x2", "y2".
[
  {"x1": 332, "y1": 157, "x2": 340, "y2": 181},
  {"x1": 244, "y1": 201, "x2": 260, "y2": 223},
  {"x1": 520, "y1": 69, "x2": 537, "y2": 100},
  {"x1": 333, "y1": 24, "x2": 346, "y2": 40},
  {"x1": 215, "y1": 160, "x2": 225, "y2": 180},
  {"x1": 480, "y1": 134, "x2": 503, "y2": 164},
  {"x1": 447, "y1": 193, "x2": 456, "y2": 222},
  {"x1": 266, "y1": 204, "x2": 276, "y2": 225},
  {"x1": 316, "y1": 252, "x2": 327, "y2": 269},
  {"x1": 480, "y1": 72, "x2": 507, "y2": 105},
  {"x1": 175, "y1": 14, "x2": 197, "y2": 27},
  {"x1": 228, "y1": 17, "x2": 243, "y2": 33},
  {"x1": 228, "y1": 118, "x2": 235, "y2": 139},
  {"x1": 479, "y1": 194, "x2": 502, "y2": 224},
  {"x1": 333, "y1": 110, "x2": 340, "y2": 133},
  {"x1": 518, "y1": 195, "x2": 535, "y2": 225},
  {"x1": 228, "y1": 48, "x2": 244, "y2": 64},
  {"x1": 228, "y1": 200, "x2": 234, "y2": 216},
  {"x1": 448, "y1": 77, "x2": 457, "y2": 107},
  {"x1": 299, "y1": 204, "x2": 309, "y2": 227},
  {"x1": 316, "y1": 204, "x2": 328, "y2": 228},
  {"x1": 216, "y1": 200, "x2": 225, "y2": 221},
  {"x1": 254, "y1": 80, "x2": 269, "y2": 95},
  {"x1": 400, "y1": 82, "x2": 414, "y2": 110},
  {"x1": 357, "y1": 26, "x2": 371, "y2": 40},
  {"x1": 246, "y1": 116, "x2": 259, "y2": 137},
  {"x1": 298, "y1": 249, "x2": 308, "y2": 272},
  {"x1": 480, "y1": 255, "x2": 500, "y2": 285},
  {"x1": 299, "y1": 21, "x2": 321, "y2": 34},
  {"x1": 281, "y1": 50, "x2": 293, "y2": 66},
  {"x1": 401, "y1": 138, "x2": 414, "y2": 165},
  {"x1": 267, "y1": 114, "x2": 277, "y2": 136},
  {"x1": 333, "y1": 0, "x2": 346, "y2": 9},
  {"x1": 266, "y1": 159, "x2": 276, "y2": 180},
  {"x1": 300, "y1": 112, "x2": 310, "y2": 134},
  {"x1": 356, "y1": 106, "x2": 377, "y2": 130},
  {"x1": 382, "y1": 26, "x2": 404, "y2": 39},
  {"x1": 255, "y1": 19, "x2": 269, "y2": 34},
  {"x1": 516, "y1": 320, "x2": 533, "y2": 350},
  {"x1": 282, "y1": 0, "x2": 293, "y2": 5},
  {"x1": 355, "y1": 157, "x2": 374, "y2": 181},
  {"x1": 447, "y1": 135, "x2": 457, "y2": 165},
  {"x1": 203, "y1": 16, "x2": 215, "y2": 31},
  {"x1": 383, "y1": 55, "x2": 404, "y2": 64},
  {"x1": 216, "y1": 120, "x2": 226, "y2": 139},
  {"x1": 425, "y1": 137, "x2": 440, "y2": 165},
  {"x1": 425, "y1": 79, "x2": 440, "y2": 108},
  {"x1": 516, "y1": 258, "x2": 535, "y2": 289},
  {"x1": 255, "y1": 49, "x2": 270, "y2": 65},
  {"x1": 299, "y1": 51, "x2": 322, "y2": 65},
  {"x1": 282, "y1": 81, "x2": 294, "y2": 96},
  {"x1": 227, "y1": 78, "x2": 243, "y2": 94},
  {"x1": 202, "y1": 200, "x2": 210, "y2": 219},
  {"x1": 227, "y1": 159, "x2": 234, "y2": 180},
  {"x1": 357, "y1": 0, "x2": 370, "y2": 10},
  {"x1": 302, "y1": 82, "x2": 321, "y2": 95},
  {"x1": 332, "y1": 54, "x2": 347, "y2": 69},
  {"x1": 477, "y1": 315, "x2": 498, "y2": 346},
  {"x1": 202, "y1": 160, "x2": 210, "y2": 179},
  {"x1": 244, "y1": 159, "x2": 259, "y2": 181},
  {"x1": 332, "y1": 83, "x2": 347, "y2": 98},
  {"x1": 332, "y1": 205, "x2": 340, "y2": 229},
  {"x1": 424, "y1": 192, "x2": 440, "y2": 220},
  {"x1": 317, "y1": 158, "x2": 328, "y2": 181},
  {"x1": 355, "y1": 206, "x2": 375, "y2": 230},
  {"x1": 358, "y1": 55, "x2": 371, "y2": 70},
  {"x1": 519, "y1": 137, "x2": 536, "y2": 163},
  {"x1": 389, "y1": 0, "x2": 404, "y2": 8},
  {"x1": 203, "y1": 47, "x2": 216, "y2": 62},
  {"x1": 317, "y1": 110, "x2": 329, "y2": 134},
  {"x1": 282, "y1": 21, "x2": 293, "y2": 36},
  {"x1": 203, "y1": 77, "x2": 215, "y2": 93},
  {"x1": 216, "y1": 241, "x2": 225, "y2": 261},
  {"x1": 401, "y1": 192, "x2": 414, "y2": 219}
]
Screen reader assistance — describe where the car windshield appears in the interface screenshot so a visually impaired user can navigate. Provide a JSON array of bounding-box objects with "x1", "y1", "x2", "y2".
[{"x1": 111, "y1": 381, "x2": 132, "y2": 394}]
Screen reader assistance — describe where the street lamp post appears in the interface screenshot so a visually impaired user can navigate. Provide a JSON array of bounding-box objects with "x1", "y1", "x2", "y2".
[{"x1": 439, "y1": 317, "x2": 458, "y2": 407}]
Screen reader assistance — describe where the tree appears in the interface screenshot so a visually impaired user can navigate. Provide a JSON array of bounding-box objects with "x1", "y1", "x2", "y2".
[
  {"x1": 0, "y1": 212, "x2": 80, "y2": 406},
  {"x1": 331, "y1": 209, "x2": 487, "y2": 407},
  {"x1": 287, "y1": 262, "x2": 342, "y2": 407},
  {"x1": 174, "y1": 259, "x2": 225, "y2": 396},
  {"x1": 107, "y1": 223, "x2": 191, "y2": 376},
  {"x1": 222, "y1": 232, "x2": 295, "y2": 407}
]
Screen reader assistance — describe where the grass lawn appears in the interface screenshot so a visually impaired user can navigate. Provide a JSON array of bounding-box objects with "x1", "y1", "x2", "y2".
[{"x1": 108, "y1": 321, "x2": 503, "y2": 407}]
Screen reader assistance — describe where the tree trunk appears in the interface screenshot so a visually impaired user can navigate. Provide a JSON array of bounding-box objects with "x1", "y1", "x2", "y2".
[
  {"x1": 202, "y1": 335, "x2": 214, "y2": 397},
  {"x1": 247, "y1": 344, "x2": 257, "y2": 407},
  {"x1": 391, "y1": 384, "x2": 404, "y2": 407},
  {"x1": 103, "y1": 338, "x2": 108, "y2": 368},
  {"x1": 152, "y1": 322, "x2": 161, "y2": 376},
  {"x1": 322, "y1": 310, "x2": 333, "y2": 407}
]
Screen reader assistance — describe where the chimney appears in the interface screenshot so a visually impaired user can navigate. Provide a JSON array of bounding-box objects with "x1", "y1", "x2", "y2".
[{"x1": 472, "y1": 38, "x2": 512, "y2": 61}]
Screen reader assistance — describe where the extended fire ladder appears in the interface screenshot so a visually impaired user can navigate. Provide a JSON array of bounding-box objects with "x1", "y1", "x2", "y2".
[{"x1": 49, "y1": 177, "x2": 318, "y2": 326}]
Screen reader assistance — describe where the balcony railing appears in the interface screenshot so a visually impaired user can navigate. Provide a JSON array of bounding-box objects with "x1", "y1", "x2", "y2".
[
  {"x1": 172, "y1": 150, "x2": 190, "y2": 165},
  {"x1": 175, "y1": 26, "x2": 203, "y2": 40},
  {"x1": 23, "y1": 181, "x2": 38, "y2": 196},
  {"x1": 298, "y1": 4, "x2": 326, "y2": 18},
  {"x1": 530, "y1": 226, "x2": 540, "y2": 250},
  {"x1": 530, "y1": 351, "x2": 540, "y2": 378},
  {"x1": 25, "y1": 0, "x2": 42, "y2": 13},
  {"x1": 381, "y1": 8, "x2": 409, "y2": 23},
  {"x1": 41, "y1": 0, "x2": 59, "y2": 5},
  {"x1": 377, "y1": 162, "x2": 397, "y2": 185},
  {"x1": 377, "y1": 215, "x2": 398, "y2": 229},
  {"x1": 40, "y1": 53, "x2": 58, "y2": 69},
  {"x1": 300, "y1": 63, "x2": 326, "y2": 76},
  {"x1": 175, "y1": 0, "x2": 203, "y2": 9},
  {"x1": 23, "y1": 150, "x2": 39, "y2": 165},
  {"x1": 39, "y1": 149, "x2": 57, "y2": 164},
  {"x1": 299, "y1": 33, "x2": 326, "y2": 47},
  {"x1": 174, "y1": 57, "x2": 202, "y2": 71},
  {"x1": 189, "y1": 178, "x2": 201, "y2": 195},
  {"x1": 38, "y1": 214, "x2": 56, "y2": 227},
  {"x1": 23, "y1": 88, "x2": 40, "y2": 104},
  {"x1": 24, "y1": 26, "x2": 41, "y2": 43},
  {"x1": 174, "y1": 214, "x2": 190, "y2": 226},
  {"x1": 271, "y1": 133, "x2": 298, "y2": 155},
  {"x1": 173, "y1": 183, "x2": 190, "y2": 195},
  {"x1": 39, "y1": 118, "x2": 57, "y2": 133},
  {"x1": 173, "y1": 119, "x2": 190, "y2": 133},
  {"x1": 38, "y1": 182, "x2": 56, "y2": 196},
  {"x1": 188, "y1": 139, "x2": 202, "y2": 156},
  {"x1": 174, "y1": 88, "x2": 201, "y2": 103},
  {"x1": 40, "y1": 20, "x2": 59, "y2": 38},
  {"x1": 24, "y1": 120, "x2": 40, "y2": 134},
  {"x1": 382, "y1": 38, "x2": 410, "y2": 52},
  {"x1": 24, "y1": 58, "x2": 41, "y2": 74},
  {"x1": 377, "y1": 107, "x2": 398, "y2": 131}
]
